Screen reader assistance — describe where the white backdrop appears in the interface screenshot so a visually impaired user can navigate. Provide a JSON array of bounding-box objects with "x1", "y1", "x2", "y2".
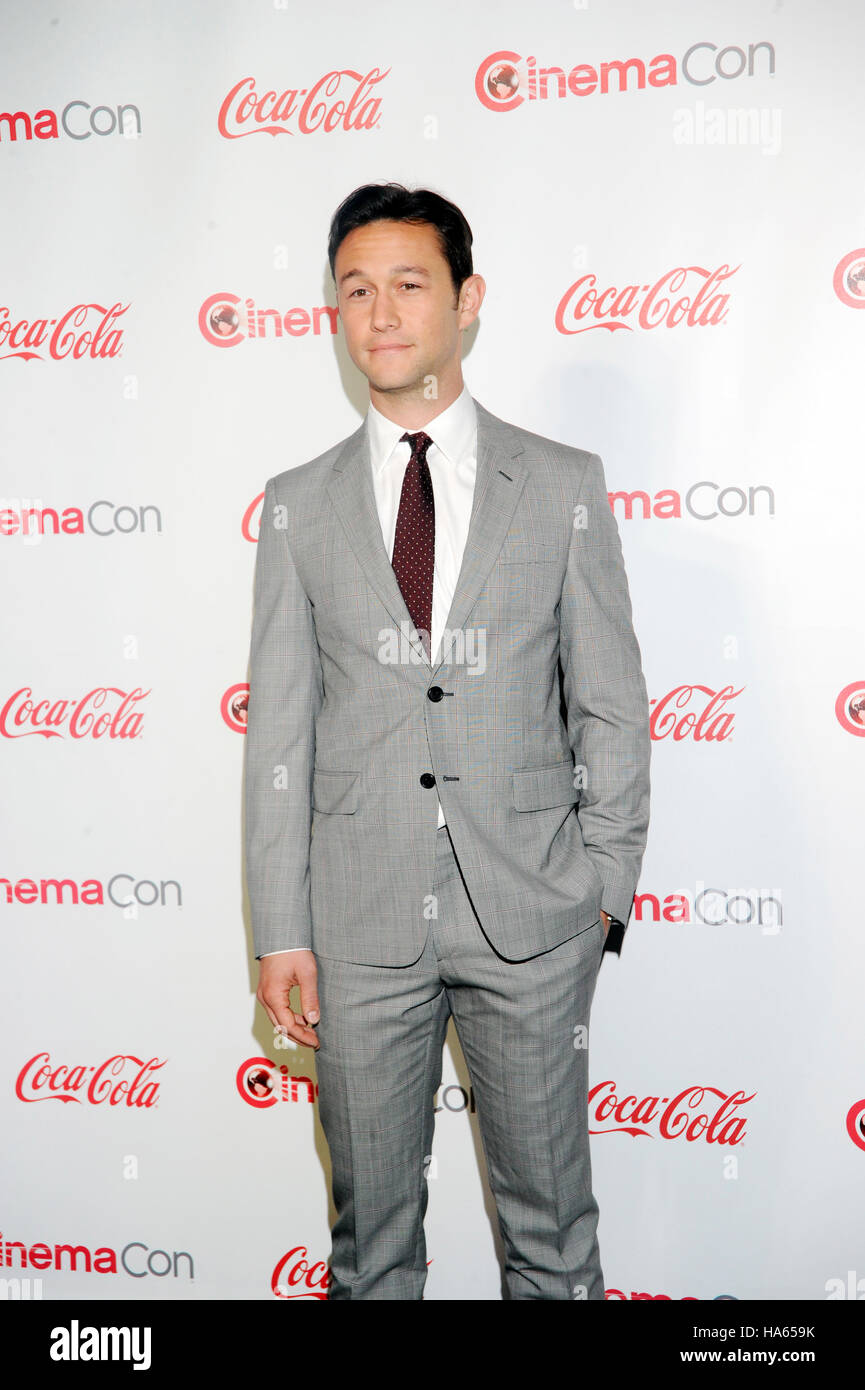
[{"x1": 2, "y1": 0, "x2": 863, "y2": 1302}]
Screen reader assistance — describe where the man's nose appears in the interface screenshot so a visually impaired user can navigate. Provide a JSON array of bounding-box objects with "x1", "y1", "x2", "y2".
[{"x1": 371, "y1": 291, "x2": 399, "y2": 332}]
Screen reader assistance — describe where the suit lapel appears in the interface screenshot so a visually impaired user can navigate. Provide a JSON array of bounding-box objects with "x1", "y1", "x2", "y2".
[{"x1": 326, "y1": 396, "x2": 529, "y2": 676}]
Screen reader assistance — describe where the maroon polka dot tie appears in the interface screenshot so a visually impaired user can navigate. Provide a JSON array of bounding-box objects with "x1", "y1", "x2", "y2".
[{"x1": 391, "y1": 430, "x2": 435, "y2": 658}]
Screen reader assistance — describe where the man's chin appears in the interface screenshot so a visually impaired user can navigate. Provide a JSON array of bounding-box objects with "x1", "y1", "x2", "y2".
[{"x1": 366, "y1": 369, "x2": 424, "y2": 394}]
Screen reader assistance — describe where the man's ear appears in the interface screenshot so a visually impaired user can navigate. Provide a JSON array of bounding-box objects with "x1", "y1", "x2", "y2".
[{"x1": 458, "y1": 273, "x2": 486, "y2": 327}]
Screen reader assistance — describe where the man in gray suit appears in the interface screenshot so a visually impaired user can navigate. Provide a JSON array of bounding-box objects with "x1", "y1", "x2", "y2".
[{"x1": 245, "y1": 183, "x2": 650, "y2": 1300}]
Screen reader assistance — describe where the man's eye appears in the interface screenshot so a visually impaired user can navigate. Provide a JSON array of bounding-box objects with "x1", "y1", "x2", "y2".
[
  {"x1": 400, "y1": 282, "x2": 420, "y2": 290},
  {"x1": 348, "y1": 288, "x2": 368, "y2": 298}
]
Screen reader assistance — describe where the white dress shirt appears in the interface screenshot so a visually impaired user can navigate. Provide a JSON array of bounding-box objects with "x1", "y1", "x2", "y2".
[{"x1": 262, "y1": 384, "x2": 478, "y2": 956}]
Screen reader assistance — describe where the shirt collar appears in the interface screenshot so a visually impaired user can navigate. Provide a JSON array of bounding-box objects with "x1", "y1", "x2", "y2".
[{"x1": 366, "y1": 384, "x2": 476, "y2": 477}]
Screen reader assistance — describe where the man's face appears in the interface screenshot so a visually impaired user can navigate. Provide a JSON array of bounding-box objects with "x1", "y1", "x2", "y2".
[{"x1": 334, "y1": 219, "x2": 478, "y2": 398}]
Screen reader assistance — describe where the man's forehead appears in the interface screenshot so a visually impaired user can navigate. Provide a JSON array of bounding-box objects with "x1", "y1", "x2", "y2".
[
  {"x1": 336, "y1": 224, "x2": 446, "y2": 285},
  {"x1": 339, "y1": 260, "x2": 433, "y2": 283},
  {"x1": 337, "y1": 221, "x2": 441, "y2": 261}
]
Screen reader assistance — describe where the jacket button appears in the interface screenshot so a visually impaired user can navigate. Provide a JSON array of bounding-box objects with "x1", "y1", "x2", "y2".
[
  {"x1": 427, "y1": 686, "x2": 444, "y2": 702},
  {"x1": 419, "y1": 772, "x2": 436, "y2": 789}
]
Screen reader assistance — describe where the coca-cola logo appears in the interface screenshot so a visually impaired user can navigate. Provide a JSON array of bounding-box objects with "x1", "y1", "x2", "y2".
[
  {"x1": 475, "y1": 41, "x2": 775, "y2": 111},
  {"x1": 833, "y1": 248, "x2": 865, "y2": 309},
  {"x1": 835, "y1": 681, "x2": 865, "y2": 737},
  {"x1": 271, "y1": 1246, "x2": 330, "y2": 1300},
  {"x1": 15, "y1": 1053, "x2": 166, "y2": 1108},
  {"x1": 0, "y1": 687, "x2": 148, "y2": 740},
  {"x1": 555, "y1": 264, "x2": 738, "y2": 334},
  {"x1": 198, "y1": 292, "x2": 338, "y2": 348},
  {"x1": 0, "y1": 303, "x2": 128, "y2": 362},
  {"x1": 217, "y1": 69, "x2": 388, "y2": 140},
  {"x1": 222, "y1": 684, "x2": 249, "y2": 733},
  {"x1": 846, "y1": 1099, "x2": 865, "y2": 1153},
  {"x1": 650, "y1": 685, "x2": 742, "y2": 742},
  {"x1": 242, "y1": 492, "x2": 264, "y2": 542},
  {"x1": 589, "y1": 1081, "x2": 754, "y2": 1145}
]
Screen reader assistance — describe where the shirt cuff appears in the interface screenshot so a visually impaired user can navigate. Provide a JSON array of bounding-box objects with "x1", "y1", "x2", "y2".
[{"x1": 601, "y1": 909, "x2": 626, "y2": 955}]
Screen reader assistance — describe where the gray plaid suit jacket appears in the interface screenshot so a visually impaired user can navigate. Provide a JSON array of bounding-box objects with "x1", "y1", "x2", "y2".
[{"x1": 244, "y1": 397, "x2": 650, "y2": 965}]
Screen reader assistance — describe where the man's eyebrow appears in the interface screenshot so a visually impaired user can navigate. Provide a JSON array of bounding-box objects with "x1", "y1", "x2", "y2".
[{"x1": 338, "y1": 264, "x2": 432, "y2": 286}]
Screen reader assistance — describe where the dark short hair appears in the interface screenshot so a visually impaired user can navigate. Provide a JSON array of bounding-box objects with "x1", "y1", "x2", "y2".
[{"x1": 327, "y1": 182, "x2": 474, "y2": 299}]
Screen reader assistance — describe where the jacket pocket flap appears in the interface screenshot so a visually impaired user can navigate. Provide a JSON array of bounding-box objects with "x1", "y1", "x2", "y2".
[
  {"x1": 512, "y1": 759, "x2": 578, "y2": 812},
  {"x1": 312, "y1": 769, "x2": 359, "y2": 814}
]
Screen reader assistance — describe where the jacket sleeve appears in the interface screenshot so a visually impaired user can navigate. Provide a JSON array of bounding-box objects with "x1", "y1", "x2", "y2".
[
  {"x1": 244, "y1": 476, "x2": 323, "y2": 958},
  {"x1": 558, "y1": 452, "x2": 651, "y2": 951}
]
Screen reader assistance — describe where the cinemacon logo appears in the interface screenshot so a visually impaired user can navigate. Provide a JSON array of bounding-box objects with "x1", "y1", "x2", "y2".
[
  {"x1": 238, "y1": 1058, "x2": 318, "y2": 1107},
  {"x1": 0, "y1": 874, "x2": 181, "y2": 909},
  {"x1": 0, "y1": 1232, "x2": 192, "y2": 1280},
  {"x1": 633, "y1": 886, "x2": 782, "y2": 931},
  {"x1": 0, "y1": 499, "x2": 162, "y2": 539},
  {"x1": 237, "y1": 1056, "x2": 479, "y2": 1114},
  {"x1": 605, "y1": 1286, "x2": 738, "y2": 1301},
  {"x1": 836, "y1": 680, "x2": 865, "y2": 737},
  {"x1": 0, "y1": 100, "x2": 141, "y2": 142},
  {"x1": 610, "y1": 482, "x2": 773, "y2": 520},
  {"x1": 833, "y1": 248, "x2": 865, "y2": 309},
  {"x1": 846, "y1": 1099, "x2": 865, "y2": 1153},
  {"x1": 199, "y1": 292, "x2": 337, "y2": 348},
  {"x1": 476, "y1": 40, "x2": 775, "y2": 110}
]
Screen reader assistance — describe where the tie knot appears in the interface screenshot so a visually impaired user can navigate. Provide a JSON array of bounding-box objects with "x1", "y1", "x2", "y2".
[{"x1": 400, "y1": 430, "x2": 433, "y2": 460}]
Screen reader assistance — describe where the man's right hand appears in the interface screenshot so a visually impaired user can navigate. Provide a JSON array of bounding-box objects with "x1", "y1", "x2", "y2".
[{"x1": 257, "y1": 951, "x2": 320, "y2": 1051}]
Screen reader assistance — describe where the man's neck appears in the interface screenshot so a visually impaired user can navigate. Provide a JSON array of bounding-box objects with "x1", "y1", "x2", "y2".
[{"x1": 368, "y1": 375, "x2": 464, "y2": 430}]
